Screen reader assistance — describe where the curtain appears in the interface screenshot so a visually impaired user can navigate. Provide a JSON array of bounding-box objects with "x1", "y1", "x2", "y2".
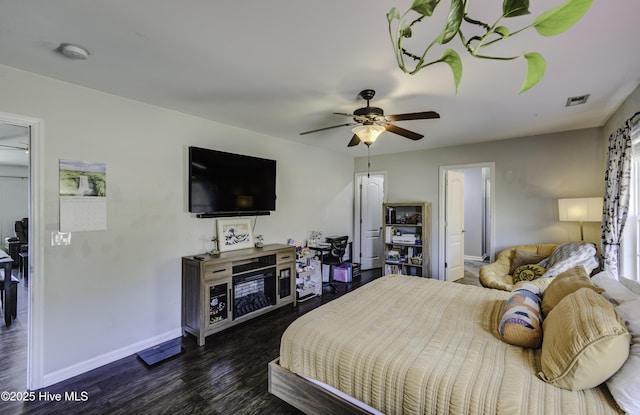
[{"x1": 602, "y1": 119, "x2": 633, "y2": 277}]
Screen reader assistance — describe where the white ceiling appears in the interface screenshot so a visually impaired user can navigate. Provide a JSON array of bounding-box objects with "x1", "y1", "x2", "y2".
[{"x1": 0, "y1": 1, "x2": 639, "y2": 158}]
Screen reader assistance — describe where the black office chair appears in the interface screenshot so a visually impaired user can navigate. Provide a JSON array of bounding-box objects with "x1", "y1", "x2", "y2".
[{"x1": 322, "y1": 236, "x2": 348, "y2": 293}]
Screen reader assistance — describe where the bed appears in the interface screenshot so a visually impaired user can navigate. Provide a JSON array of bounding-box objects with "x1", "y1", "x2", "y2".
[{"x1": 268, "y1": 274, "x2": 625, "y2": 415}]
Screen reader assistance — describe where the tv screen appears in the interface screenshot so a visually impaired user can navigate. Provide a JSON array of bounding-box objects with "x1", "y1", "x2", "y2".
[{"x1": 189, "y1": 146, "x2": 276, "y2": 216}]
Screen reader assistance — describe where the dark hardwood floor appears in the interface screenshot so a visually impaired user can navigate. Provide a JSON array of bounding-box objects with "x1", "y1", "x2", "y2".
[{"x1": 0, "y1": 268, "x2": 383, "y2": 415}]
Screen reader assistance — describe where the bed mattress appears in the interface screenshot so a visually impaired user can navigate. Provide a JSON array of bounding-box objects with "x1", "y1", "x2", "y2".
[{"x1": 279, "y1": 275, "x2": 621, "y2": 414}]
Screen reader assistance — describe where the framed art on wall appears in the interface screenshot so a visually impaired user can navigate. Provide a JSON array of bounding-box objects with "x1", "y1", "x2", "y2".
[{"x1": 216, "y1": 218, "x2": 254, "y2": 252}]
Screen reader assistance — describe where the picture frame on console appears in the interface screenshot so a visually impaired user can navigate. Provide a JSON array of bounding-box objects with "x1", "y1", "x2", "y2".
[{"x1": 216, "y1": 218, "x2": 254, "y2": 252}]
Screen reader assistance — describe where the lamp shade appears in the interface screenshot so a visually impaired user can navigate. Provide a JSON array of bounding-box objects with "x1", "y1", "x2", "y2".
[
  {"x1": 558, "y1": 197, "x2": 603, "y2": 222},
  {"x1": 352, "y1": 124, "x2": 385, "y2": 145}
]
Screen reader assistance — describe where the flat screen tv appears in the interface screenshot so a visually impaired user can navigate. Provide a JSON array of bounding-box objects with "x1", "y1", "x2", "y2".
[{"x1": 189, "y1": 146, "x2": 276, "y2": 217}]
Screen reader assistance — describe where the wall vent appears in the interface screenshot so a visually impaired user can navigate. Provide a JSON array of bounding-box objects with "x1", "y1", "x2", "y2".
[{"x1": 565, "y1": 94, "x2": 590, "y2": 107}]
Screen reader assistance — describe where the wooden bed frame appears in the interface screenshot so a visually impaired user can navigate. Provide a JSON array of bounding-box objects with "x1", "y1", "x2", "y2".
[{"x1": 268, "y1": 358, "x2": 373, "y2": 415}]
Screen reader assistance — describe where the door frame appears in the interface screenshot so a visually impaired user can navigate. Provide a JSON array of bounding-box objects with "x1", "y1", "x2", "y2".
[
  {"x1": 0, "y1": 111, "x2": 44, "y2": 390},
  {"x1": 438, "y1": 162, "x2": 496, "y2": 280},
  {"x1": 353, "y1": 171, "x2": 386, "y2": 270}
]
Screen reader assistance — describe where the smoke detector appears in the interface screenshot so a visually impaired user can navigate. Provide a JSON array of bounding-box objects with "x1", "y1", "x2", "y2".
[{"x1": 58, "y1": 43, "x2": 89, "y2": 60}]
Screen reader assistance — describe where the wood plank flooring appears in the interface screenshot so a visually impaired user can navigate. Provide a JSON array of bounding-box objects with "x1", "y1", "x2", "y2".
[
  {"x1": 1, "y1": 267, "x2": 483, "y2": 415},
  {"x1": 1, "y1": 270, "x2": 383, "y2": 415}
]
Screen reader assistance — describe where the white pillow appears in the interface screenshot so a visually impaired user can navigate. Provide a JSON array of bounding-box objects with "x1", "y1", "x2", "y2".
[
  {"x1": 620, "y1": 276, "x2": 640, "y2": 296},
  {"x1": 592, "y1": 271, "x2": 639, "y2": 305},
  {"x1": 606, "y1": 297, "x2": 640, "y2": 415}
]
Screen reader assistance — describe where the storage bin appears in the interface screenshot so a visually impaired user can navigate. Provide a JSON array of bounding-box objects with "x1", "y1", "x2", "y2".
[{"x1": 333, "y1": 263, "x2": 352, "y2": 282}]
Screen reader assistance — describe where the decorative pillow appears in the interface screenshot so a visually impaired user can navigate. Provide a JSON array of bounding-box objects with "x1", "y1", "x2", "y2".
[
  {"x1": 592, "y1": 270, "x2": 639, "y2": 305},
  {"x1": 509, "y1": 249, "x2": 548, "y2": 275},
  {"x1": 540, "y1": 266, "x2": 604, "y2": 316},
  {"x1": 619, "y1": 276, "x2": 640, "y2": 296},
  {"x1": 539, "y1": 288, "x2": 630, "y2": 391},
  {"x1": 538, "y1": 241, "x2": 599, "y2": 279},
  {"x1": 606, "y1": 297, "x2": 640, "y2": 415},
  {"x1": 498, "y1": 284, "x2": 543, "y2": 348},
  {"x1": 512, "y1": 264, "x2": 546, "y2": 283},
  {"x1": 513, "y1": 277, "x2": 554, "y2": 294}
]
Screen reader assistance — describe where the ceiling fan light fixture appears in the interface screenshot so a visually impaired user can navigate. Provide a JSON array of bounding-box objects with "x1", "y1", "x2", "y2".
[{"x1": 352, "y1": 124, "x2": 385, "y2": 145}]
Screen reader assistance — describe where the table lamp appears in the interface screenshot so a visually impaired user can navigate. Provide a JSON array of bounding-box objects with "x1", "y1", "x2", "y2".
[{"x1": 558, "y1": 197, "x2": 603, "y2": 240}]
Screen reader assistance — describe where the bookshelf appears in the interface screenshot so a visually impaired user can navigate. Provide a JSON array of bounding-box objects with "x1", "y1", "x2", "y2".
[{"x1": 383, "y1": 202, "x2": 431, "y2": 277}]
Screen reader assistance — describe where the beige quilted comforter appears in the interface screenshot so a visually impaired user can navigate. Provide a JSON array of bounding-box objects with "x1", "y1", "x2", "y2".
[{"x1": 279, "y1": 275, "x2": 621, "y2": 415}]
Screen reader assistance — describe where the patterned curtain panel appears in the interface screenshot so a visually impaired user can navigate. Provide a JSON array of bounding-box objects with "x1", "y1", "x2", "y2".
[{"x1": 602, "y1": 119, "x2": 633, "y2": 277}]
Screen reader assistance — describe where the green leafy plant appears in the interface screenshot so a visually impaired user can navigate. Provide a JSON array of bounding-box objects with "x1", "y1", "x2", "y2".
[{"x1": 387, "y1": 0, "x2": 594, "y2": 92}]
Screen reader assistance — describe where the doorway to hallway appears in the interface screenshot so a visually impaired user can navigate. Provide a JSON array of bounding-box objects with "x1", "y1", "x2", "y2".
[{"x1": 439, "y1": 163, "x2": 495, "y2": 281}]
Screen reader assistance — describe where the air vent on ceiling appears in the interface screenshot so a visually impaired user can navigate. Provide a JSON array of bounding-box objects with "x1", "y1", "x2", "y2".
[{"x1": 565, "y1": 94, "x2": 590, "y2": 107}]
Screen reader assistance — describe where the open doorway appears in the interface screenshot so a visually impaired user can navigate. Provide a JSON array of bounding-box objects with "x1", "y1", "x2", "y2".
[
  {"x1": 0, "y1": 111, "x2": 43, "y2": 391},
  {"x1": 0, "y1": 122, "x2": 29, "y2": 391},
  {"x1": 439, "y1": 163, "x2": 496, "y2": 281}
]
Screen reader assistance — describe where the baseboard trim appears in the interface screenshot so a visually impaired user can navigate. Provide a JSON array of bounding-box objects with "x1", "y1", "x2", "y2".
[{"x1": 42, "y1": 328, "x2": 182, "y2": 388}]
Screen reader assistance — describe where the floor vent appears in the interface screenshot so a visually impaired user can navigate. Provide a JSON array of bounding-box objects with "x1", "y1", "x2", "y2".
[{"x1": 137, "y1": 338, "x2": 183, "y2": 366}]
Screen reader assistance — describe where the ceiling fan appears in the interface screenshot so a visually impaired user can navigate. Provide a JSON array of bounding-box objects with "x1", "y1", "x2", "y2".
[
  {"x1": 300, "y1": 89, "x2": 440, "y2": 147},
  {"x1": 0, "y1": 143, "x2": 28, "y2": 153}
]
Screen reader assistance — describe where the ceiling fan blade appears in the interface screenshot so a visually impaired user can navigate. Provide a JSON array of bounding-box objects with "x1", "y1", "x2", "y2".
[
  {"x1": 299, "y1": 123, "x2": 357, "y2": 135},
  {"x1": 0, "y1": 144, "x2": 27, "y2": 150},
  {"x1": 385, "y1": 124, "x2": 424, "y2": 141},
  {"x1": 385, "y1": 111, "x2": 440, "y2": 122},
  {"x1": 332, "y1": 112, "x2": 353, "y2": 117},
  {"x1": 347, "y1": 134, "x2": 360, "y2": 147}
]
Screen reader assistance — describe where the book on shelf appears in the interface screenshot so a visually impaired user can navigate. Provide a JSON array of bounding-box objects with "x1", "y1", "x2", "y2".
[{"x1": 385, "y1": 264, "x2": 403, "y2": 275}]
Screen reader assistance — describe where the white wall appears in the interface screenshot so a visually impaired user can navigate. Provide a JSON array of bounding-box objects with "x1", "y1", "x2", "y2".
[
  {"x1": 0, "y1": 64, "x2": 354, "y2": 385},
  {"x1": 0, "y1": 165, "x2": 28, "y2": 241},
  {"x1": 356, "y1": 128, "x2": 605, "y2": 276}
]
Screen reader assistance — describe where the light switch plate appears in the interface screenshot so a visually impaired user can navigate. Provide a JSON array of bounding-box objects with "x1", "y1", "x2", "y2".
[{"x1": 51, "y1": 231, "x2": 72, "y2": 246}]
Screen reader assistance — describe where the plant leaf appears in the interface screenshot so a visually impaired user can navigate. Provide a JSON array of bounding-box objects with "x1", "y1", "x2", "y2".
[
  {"x1": 401, "y1": 21, "x2": 413, "y2": 38},
  {"x1": 411, "y1": 0, "x2": 441, "y2": 17},
  {"x1": 436, "y1": 0, "x2": 464, "y2": 44},
  {"x1": 387, "y1": 7, "x2": 400, "y2": 23},
  {"x1": 503, "y1": 0, "x2": 530, "y2": 17},
  {"x1": 520, "y1": 52, "x2": 546, "y2": 93},
  {"x1": 533, "y1": 0, "x2": 594, "y2": 36},
  {"x1": 494, "y1": 26, "x2": 511, "y2": 37},
  {"x1": 439, "y1": 49, "x2": 462, "y2": 93}
]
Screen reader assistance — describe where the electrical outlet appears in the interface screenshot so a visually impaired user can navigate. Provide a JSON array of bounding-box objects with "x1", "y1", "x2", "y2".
[{"x1": 51, "y1": 231, "x2": 72, "y2": 246}]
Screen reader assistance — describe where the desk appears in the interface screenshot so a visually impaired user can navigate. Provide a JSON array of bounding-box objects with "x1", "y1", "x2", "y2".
[{"x1": 0, "y1": 256, "x2": 17, "y2": 327}]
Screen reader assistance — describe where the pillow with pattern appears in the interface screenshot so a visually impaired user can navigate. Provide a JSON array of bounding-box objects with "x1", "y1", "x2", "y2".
[
  {"x1": 509, "y1": 249, "x2": 548, "y2": 275},
  {"x1": 513, "y1": 264, "x2": 546, "y2": 283},
  {"x1": 499, "y1": 284, "x2": 543, "y2": 348}
]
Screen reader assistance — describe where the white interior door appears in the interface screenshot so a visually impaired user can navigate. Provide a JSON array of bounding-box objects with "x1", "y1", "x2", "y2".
[
  {"x1": 359, "y1": 175, "x2": 384, "y2": 270},
  {"x1": 446, "y1": 170, "x2": 465, "y2": 282}
]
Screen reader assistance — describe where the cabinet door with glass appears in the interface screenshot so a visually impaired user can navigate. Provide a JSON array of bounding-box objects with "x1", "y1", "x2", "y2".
[
  {"x1": 204, "y1": 278, "x2": 232, "y2": 331},
  {"x1": 277, "y1": 265, "x2": 294, "y2": 305}
]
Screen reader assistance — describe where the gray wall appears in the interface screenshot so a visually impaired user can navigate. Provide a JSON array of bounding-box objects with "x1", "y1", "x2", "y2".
[
  {"x1": 0, "y1": 166, "x2": 28, "y2": 241},
  {"x1": 0, "y1": 64, "x2": 355, "y2": 386},
  {"x1": 355, "y1": 128, "x2": 605, "y2": 276},
  {"x1": 458, "y1": 167, "x2": 484, "y2": 259}
]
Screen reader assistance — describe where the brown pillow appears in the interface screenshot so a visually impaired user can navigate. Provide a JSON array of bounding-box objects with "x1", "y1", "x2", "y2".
[
  {"x1": 539, "y1": 288, "x2": 630, "y2": 391},
  {"x1": 509, "y1": 249, "x2": 548, "y2": 274},
  {"x1": 540, "y1": 266, "x2": 604, "y2": 316}
]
